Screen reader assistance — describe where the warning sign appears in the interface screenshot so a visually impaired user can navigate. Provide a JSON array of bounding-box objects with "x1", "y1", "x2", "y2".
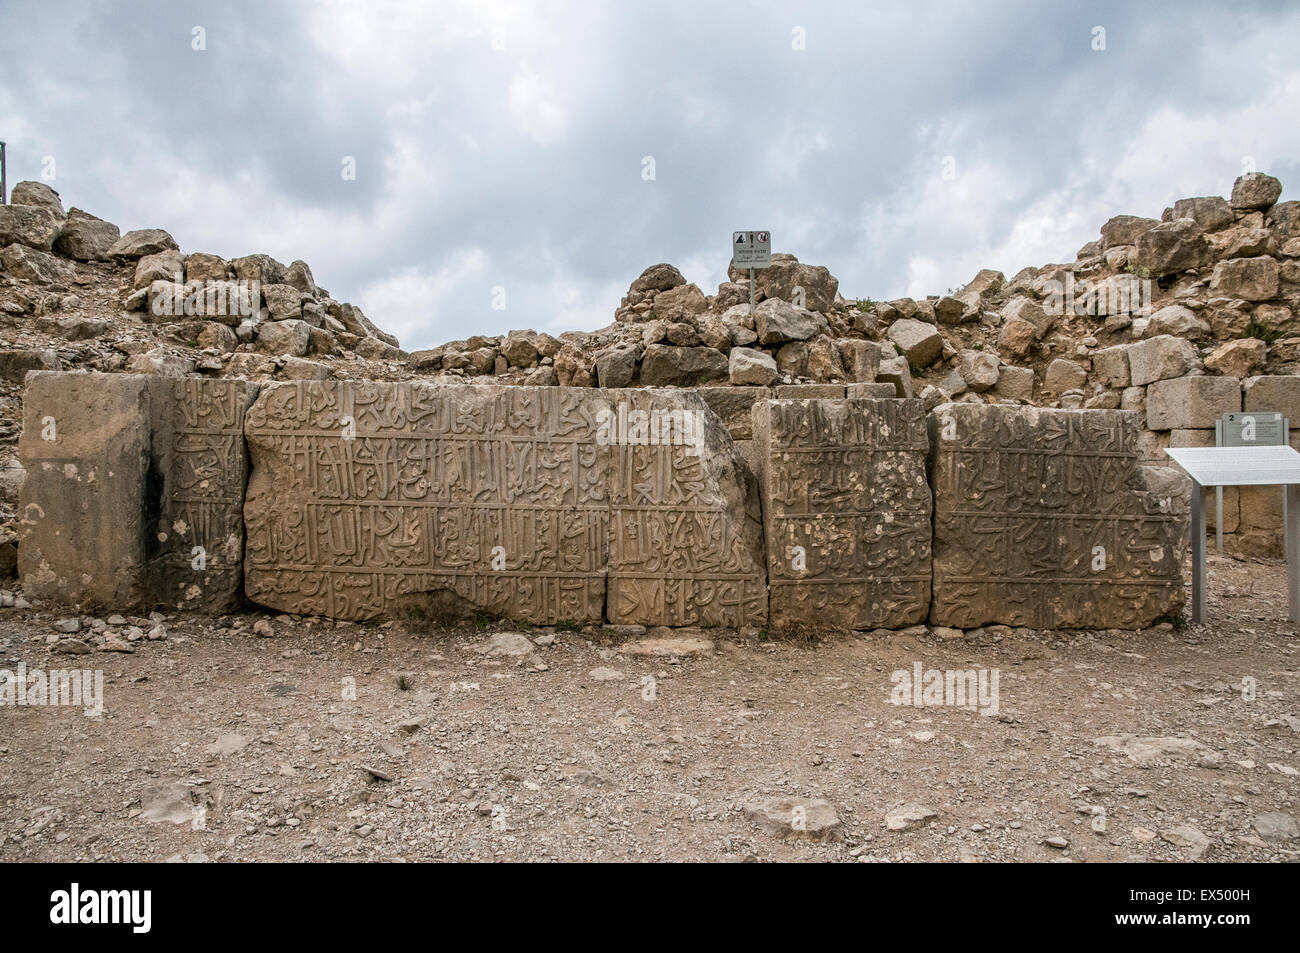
[{"x1": 732, "y1": 230, "x2": 772, "y2": 269}]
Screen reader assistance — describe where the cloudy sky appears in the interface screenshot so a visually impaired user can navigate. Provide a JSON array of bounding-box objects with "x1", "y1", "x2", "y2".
[{"x1": 2, "y1": 0, "x2": 1297, "y2": 350}]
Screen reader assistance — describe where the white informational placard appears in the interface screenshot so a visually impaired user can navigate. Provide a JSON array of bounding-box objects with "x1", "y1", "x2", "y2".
[
  {"x1": 732, "y1": 230, "x2": 771, "y2": 269},
  {"x1": 1164, "y1": 445, "x2": 1300, "y2": 487},
  {"x1": 1164, "y1": 443, "x2": 1300, "y2": 624}
]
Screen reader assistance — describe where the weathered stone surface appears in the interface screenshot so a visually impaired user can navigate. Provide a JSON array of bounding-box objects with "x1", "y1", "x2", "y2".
[
  {"x1": 500, "y1": 330, "x2": 539, "y2": 367},
  {"x1": 135, "y1": 250, "x2": 185, "y2": 289},
  {"x1": 284, "y1": 259, "x2": 316, "y2": 295},
  {"x1": 1172, "y1": 196, "x2": 1234, "y2": 231},
  {"x1": 18, "y1": 374, "x2": 259, "y2": 612},
  {"x1": 837, "y1": 339, "x2": 881, "y2": 382},
  {"x1": 928, "y1": 404, "x2": 1184, "y2": 629},
  {"x1": 751, "y1": 256, "x2": 839, "y2": 313},
  {"x1": 231, "y1": 253, "x2": 286, "y2": 285},
  {"x1": 698, "y1": 386, "x2": 765, "y2": 441},
  {"x1": 125, "y1": 346, "x2": 196, "y2": 377},
  {"x1": 1204, "y1": 338, "x2": 1265, "y2": 378},
  {"x1": 1146, "y1": 304, "x2": 1210, "y2": 340},
  {"x1": 255, "y1": 318, "x2": 311, "y2": 357},
  {"x1": 1092, "y1": 345, "x2": 1131, "y2": 388},
  {"x1": 629, "y1": 263, "x2": 685, "y2": 294},
  {"x1": 774, "y1": 341, "x2": 808, "y2": 377},
  {"x1": 1209, "y1": 224, "x2": 1275, "y2": 259},
  {"x1": 108, "y1": 228, "x2": 179, "y2": 259},
  {"x1": 754, "y1": 298, "x2": 827, "y2": 345},
  {"x1": 184, "y1": 252, "x2": 231, "y2": 282},
  {"x1": 18, "y1": 374, "x2": 153, "y2": 608},
  {"x1": 1252, "y1": 812, "x2": 1300, "y2": 844},
  {"x1": 618, "y1": 633, "x2": 714, "y2": 657},
  {"x1": 1127, "y1": 335, "x2": 1200, "y2": 386},
  {"x1": 957, "y1": 349, "x2": 999, "y2": 392},
  {"x1": 1243, "y1": 375, "x2": 1300, "y2": 422},
  {"x1": 0, "y1": 348, "x2": 60, "y2": 383},
  {"x1": 1132, "y1": 219, "x2": 1212, "y2": 277},
  {"x1": 148, "y1": 379, "x2": 260, "y2": 611},
  {"x1": 934, "y1": 295, "x2": 970, "y2": 325},
  {"x1": 847, "y1": 382, "x2": 898, "y2": 398},
  {"x1": 639, "y1": 344, "x2": 728, "y2": 385},
  {"x1": 1269, "y1": 201, "x2": 1300, "y2": 241},
  {"x1": 651, "y1": 283, "x2": 707, "y2": 322},
  {"x1": 0, "y1": 243, "x2": 75, "y2": 284},
  {"x1": 805, "y1": 337, "x2": 844, "y2": 381},
  {"x1": 743, "y1": 796, "x2": 841, "y2": 840},
  {"x1": 1042, "y1": 359, "x2": 1087, "y2": 396},
  {"x1": 243, "y1": 383, "x2": 766, "y2": 627},
  {"x1": 755, "y1": 399, "x2": 930, "y2": 631},
  {"x1": 877, "y1": 356, "x2": 914, "y2": 398},
  {"x1": 593, "y1": 346, "x2": 639, "y2": 388},
  {"x1": 52, "y1": 208, "x2": 121, "y2": 260},
  {"x1": 995, "y1": 365, "x2": 1035, "y2": 401},
  {"x1": 1100, "y1": 215, "x2": 1159, "y2": 249},
  {"x1": 0, "y1": 204, "x2": 60, "y2": 250},
  {"x1": 962, "y1": 268, "x2": 1006, "y2": 301},
  {"x1": 1231, "y1": 172, "x2": 1282, "y2": 211},
  {"x1": 1146, "y1": 376, "x2": 1241, "y2": 430},
  {"x1": 1209, "y1": 256, "x2": 1280, "y2": 302},
  {"x1": 262, "y1": 283, "x2": 305, "y2": 321},
  {"x1": 887, "y1": 318, "x2": 942, "y2": 367},
  {"x1": 9, "y1": 181, "x2": 64, "y2": 218},
  {"x1": 997, "y1": 317, "x2": 1037, "y2": 358},
  {"x1": 884, "y1": 803, "x2": 940, "y2": 832},
  {"x1": 728, "y1": 346, "x2": 778, "y2": 386},
  {"x1": 774, "y1": 384, "x2": 844, "y2": 399}
]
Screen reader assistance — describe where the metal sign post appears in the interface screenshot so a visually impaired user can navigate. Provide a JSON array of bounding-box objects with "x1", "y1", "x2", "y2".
[
  {"x1": 732, "y1": 230, "x2": 772, "y2": 316},
  {"x1": 1, "y1": 141, "x2": 7, "y2": 205}
]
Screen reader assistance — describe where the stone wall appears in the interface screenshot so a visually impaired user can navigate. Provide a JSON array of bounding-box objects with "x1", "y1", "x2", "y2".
[
  {"x1": 242, "y1": 381, "x2": 766, "y2": 626},
  {"x1": 18, "y1": 372, "x2": 258, "y2": 612},
  {"x1": 929, "y1": 403, "x2": 1185, "y2": 628},
  {"x1": 18, "y1": 375, "x2": 1187, "y2": 631}
]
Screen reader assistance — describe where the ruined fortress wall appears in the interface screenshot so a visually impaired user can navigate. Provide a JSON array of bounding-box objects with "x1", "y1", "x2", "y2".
[
  {"x1": 241, "y1": 381, "x2": 766, "y2": 626},
  {"x1": 17, "y1": 374, "x2": 1186, "y2": 630}
]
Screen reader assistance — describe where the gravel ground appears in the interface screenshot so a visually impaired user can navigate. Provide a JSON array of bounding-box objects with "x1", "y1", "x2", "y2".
[{"x1": 1, "y1": 551, "x2": 1298, "y2": 863}]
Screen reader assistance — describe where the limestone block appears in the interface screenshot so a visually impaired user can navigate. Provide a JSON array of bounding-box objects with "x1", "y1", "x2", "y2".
[
  {"x1": 243, "y1": 383, "x2": 767, "y2": 627},
  {"x1": 18, "y1": 373, "x2": 153, "y2": 608},
  {"x1": 755, "y1": 398, "x2": 931, "y2": 630},
  {"x1": 1146, "y1": 376, "x2": 1241, "y2": 430},
  {"x1": 928, "y1": 404, "x2": 1184, "y2": 628}
]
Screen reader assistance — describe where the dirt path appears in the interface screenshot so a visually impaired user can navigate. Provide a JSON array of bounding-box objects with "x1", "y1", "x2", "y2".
[{"x1": 1, "y1": 552, "x2": 1297, "y2": 863}]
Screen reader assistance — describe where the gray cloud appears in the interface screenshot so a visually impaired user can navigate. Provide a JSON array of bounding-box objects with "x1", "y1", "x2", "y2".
[{"x1": 1, "y1": 0, "x2": 1296, "y2": 349}]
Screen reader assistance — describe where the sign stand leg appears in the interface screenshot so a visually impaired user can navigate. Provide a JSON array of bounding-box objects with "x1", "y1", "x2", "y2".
[
  {"x1": 748, "y1": 267, "x2": 755, "y2": 317},
  {"x1": 1288, "y1": 484, "x2": 1300, "y2": 623},
  {"x1": 1191, "y1": 480, "x2": 1206, "y2": 623},
  {"x1": 1216, "y1": 486, "x2": 1223, "y2": 553}
]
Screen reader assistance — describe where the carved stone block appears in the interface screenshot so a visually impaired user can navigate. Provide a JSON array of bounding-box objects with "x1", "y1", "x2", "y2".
[
  {"x1": 755, "y1": 398, "x2": 931, "y2": 630},
  {"x1": 928, "y1": 404, "x2": 1184, "y2": 628}
]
